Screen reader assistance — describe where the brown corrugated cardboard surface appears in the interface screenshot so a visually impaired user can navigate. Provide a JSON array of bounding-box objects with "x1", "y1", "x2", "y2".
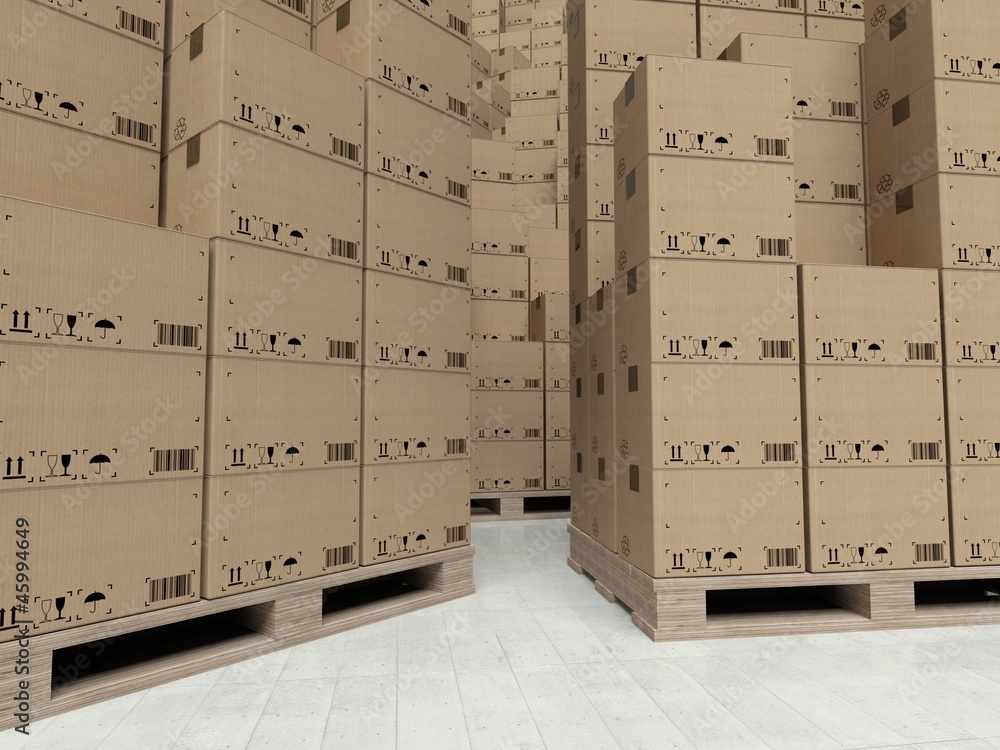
[
  {"x1": 365, "y1": 176, "x2": 471, "y2": 287},
  {"x1": 166, "y1": 0, "x2": 311, "y2": 52},
  {"x1": 29, "y1": 0, "x2": 165, "y2": 48},
  {"x1": 315, "y1": 0, "x2": 471, "y2": 122},
  {"x1": 864, "y1": 0, "x2": 911, "y2": 38},
  {"x1": 472, "y1": 139, "x2": 515, "y2": 181},
  {"x1": 802, "y1": 365, "x2": 946, "y2": 467},
  {"x1": 941, "y1": 269, "x2": 1000, "y2": 367},
  {"x1": 529, "y1": 293, "x2": 570, "y2": 342},
  {"x1": 315, "y1": 0, "x2": 472, "y2": 38},
  {"x1": 948, "y1": 465, "x2": 1000, "y2": 566},
  {"x1": 794, "y1": 202, "x2": 867, "y2": 266},
  {"x1": 364, "y1": 272, "x2": 471, "y2": 373},
  {"x1": 570, "y1": 443, "x2": 591, "y2": 532},
  {"x1": 472, "y1": 440, "x2": 545, "y2": 491},
  {"x1": 804, "y1": 467, "x2": 950, "y2": 571},
  {"x1": 205, "y1": 359, "x2": 361, "y2": 476},
  {"x1": 0, "y1": 345, "x2": 204, "y2": 486},
  {"x1": 529, "y1": 258, "x2": 569, "y2": 298},
  {"x1": 702, "y1": 0, "x2": 806, "y2": 14},
  {"x1": 568, "y1": 143, "x2": 615, "y2": 222},
  {"x1": 0, "y1": 109, "x2": 159, "y2": 224},
  {"x1": 546, "y1": 439, "x2": 571, "y2": 491},
  {"x1": 805, "y1": 0, "x2": 863, "y2": 19},
  {"x1": 615, "y1": 258, "x2": 800, "y2": 366},
  {"x1": 799, "y1": 264, "x2": 941, "y2": 366},
  {"x1": 471, "y1": 253, "x2": 529, "y2": 300},
  {"x1": 1, "y1": 2, "x2": 162, "y2": 152},
  {"x1": 472, "y1": 208, "x2": 528, "y2": 254},
  {"x1": 361, "y1": 460, "x2": 471, "y2": 565},
  {"x1": 617, "y1": 467, "x2": 806, "y2": 578},
  {"x1": 0, "y1": 196, "x2": 208, "y2": 354},
  {"x1": 616, "y1": 156, "x2": 796, "y2": 275},
  {"x1": 472, "y1": 341, "x2": 544, "y2": 390},
  {"x1": 473, "y1": 390, "x2": 545, "y2": 440},
  {"x1": 209, "y1": 241, "x2": 361, "y2": 364},
  {"x1": 545, "y1": 391, "x2": 570, "y2": 440},
  {"x1": 363, "y1": 369, "x2": 471, "y2": 463},
  {"x1": 471, "y1": 299, "x2": 530, "y2": 340},
  {"x1": 164, "y1": 11, "x2": 364, "y2": 166},
  {"x1": 544, "y1": 342, "x2": 570, "y2": 391},
  {"x1": 584, "y1": 454, "x2": 616, "y2": 552},
  {"x1": 0, "y1": 478, "x2": 202, "y2": 642},
  {"x1": 201, "y1": 468, "x2": 359, "y2": 598},
  {"x1": 568, "y1": 69, "x2": 630, "y2": 150},
  {"x1": 699, "y1": 7, "x2": 806, "y2": 57},
  {"x1": 616, "y1": 361, "x2": 803, "y2": 470},
  {"x1": 807, "y1": 15, "x2": 864, "y2": 43},
  {"x1": 945, "y1": 368, "x2": 1000, "y2": 465},
  {"x1": 792, "y1": 119, "x2": 864, "y2": 203},
  {"x1": 568, "y1": 219, "x2": 615, "y2": 305},
  {"x1": 588, "y1": 289, "x2": 617, "y2": 459},
  {"x1": 161, "y1": 123, "x2": 364, "y2": 262}
]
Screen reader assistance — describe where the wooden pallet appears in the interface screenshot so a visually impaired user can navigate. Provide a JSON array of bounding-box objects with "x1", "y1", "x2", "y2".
[
  {"x1": 0, "y1": 545, "x2": 474, "y2": 731},
  {"x1": 471, "y1": 490, "x2": 571, "y2": 521},
  {"x1": 568, "y1": 525, "x2": 1000, "y2": 642}
]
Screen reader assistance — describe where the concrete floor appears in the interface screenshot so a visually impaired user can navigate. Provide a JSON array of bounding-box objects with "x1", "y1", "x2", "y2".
[{"x1": 5, "y1": 519, "x2": 1000, "y2": 749}]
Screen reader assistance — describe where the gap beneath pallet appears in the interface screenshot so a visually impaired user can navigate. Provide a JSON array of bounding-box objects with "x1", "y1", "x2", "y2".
[{"x1": 471, "y1": 491, "x2": 571, "y2": 520}]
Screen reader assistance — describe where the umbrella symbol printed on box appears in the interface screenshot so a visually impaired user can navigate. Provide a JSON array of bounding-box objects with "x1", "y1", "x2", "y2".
[
  {"x1": 721, "y1": 445, "x2": 736, "y2": 461},
  {"x1": 89, "y1": 454, "x2": 111, "y2": 474},
  {"x1": 291, "y1": 124, "x2": 306, "y2": 141},
  {"x1": 287, "y1": 337, "x2": 302, "y2": 354},
  {"x1": 84, "y1": 591, "x2": 106, "y2": 613},
  {"x1": 719, "y1": 341, "x2": 734, "y2": 357},
  {"x1": 723, "y1": 551, "x2": 738, "y2": 568},
  {"x1": 285, "y1": 446, "x2": 300, "y2": 465},
  {"x1": 283, "y1": 557, "x2": 298, "y2": 575},
  {"x1": 95, "y1": 319, "x2": 116, "y2": 339}
]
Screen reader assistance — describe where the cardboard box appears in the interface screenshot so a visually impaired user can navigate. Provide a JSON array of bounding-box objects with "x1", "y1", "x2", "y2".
[
  {"x1": 945, "y1": 368, "x2": 1000, "y2": 464},
  {"x1": 723, "y1": 33, "x2": 862, "y2": 123},
  {"x1": 528, "y1": 228, "x2": 569, "y2": 261},
  {"x1": 0, "y1": 345, "x2": 204, "y2": 487},
  {"x1": 472, "y1": 340, "x2": 544, "y2": 390},
  {"x1": 364, "y1": 272, "x2": 471, "y2": 373},
  {"x1": 201, "y1": 468, "x2": 359, "y2": 598},
  {"x1": 491, "y1": 45, "x2": 531, "y2": 77},
  {"x1": 702, "y1": 0, "x2": 806, "y2": 14},
  {"x1": 806, "y1": 0, "x2": 864, "y2": 19},
  {"x1": 473, "y1": 180, "x2": 517, "y2": 211},
  {"x1": 365, "y1": 81, "x2": 472, "y2": 205},
  {"x1": 472, "y1": 140, "x2": 515, "y2": 181},
  {"x1": 941, "y1": 269, "x2": 1000, "y2": 367},
  {"x1": 869, "y1": 173, "x2": 1000, "y2": 270},
  {"x1": 471, "y1": 299, "x2": 529, "y2": 340},
  {"x1": 208, "y1": 241, "x2": 361, "y2": 364},
  {"x1": 515, "y1": 182, "x2": 560, "y2": 213},
  {"x1": 568, "y1": 69, "x2": 630, "y2": 150},
  {"x1": 161, "y1": 123, "x2": 363, "y2": 262},
  {"x1": 588, "y1": 288, "x2": 617, "y2": 458},
  {"x1": 544, "y1": 342, "x2": 570, "y2": 391},
  {"x1": 166, "y1": 0, "x2": 310, "y2": 52},
  {"x1": 616, "y1": 156, "x2": 796, "y2": 275},
  {"x1": 0, "y1": 479, "x2": 201, "y2": 642},
  {"x1": 472, "y1": 208, "x2": 528, "y2": 254},
  {"x1": 570, "y1": 334, "x2": 589, "y2": 453},
  {"x1": 792, "y1": 119, "x2": 863, "y2": 203},
  {"x1": 864, "y1": 0, "x2": 908, "y2": 38},
  {"x1": 799, "y1": 264, "x2": 941, "y2": 366},
  {"x1": 807, "y1": 15, "x2": 864, "y2": 43},
  {"x1": 617, "y1": 467, "x2": 806, "y2": 578},
  {"x1": 315, "y1": 0, "x2": 471, "y2": 122},
  {"x1": 570, "y1": 444, "x2": 591, "y2": 532},
  {"x1": 615, "y1": 258, "x2": 799, "y2": 366},
  {"x1": 0, "y1": 196, "x2": 207, "y2": 355},
  {"x1": 529, "y1": 258, "x2": 569, "y2": 298},
  {"x1": 506, "y1": 113, "x2": 561, "y2": 149},
  {"x1": 568, "y1": 218, "x2": 615, "y2": 305},
  {"x1": 509, "y1": 67, "x2": 563, "y2": 101},
  {"x1": 472, "y1": 439, "x2": 544, "y2": 491},
  {"x1": 617, "y1": 361, "x2": 802, "y2": 470},
  {"x1": 30, "y1": 0, "x2": 165, "y2": 48},
  {"x1": 615, "y1": 57, "x2": 793, "y2": 177},
  {"x1": 568, "y1": 143, "x2": 615, "y2": 221},
  {"x1": 794, "y1": 202, "x2": 867, "y2": 265},
  {"x1": 473, "y1": 390, "x2": 544, "y2": 440},
  {"x1": 948, "y1": 465, "x2": 1000, "y2": 566},
  {"x1": 546, "y1": 439, "x2": 571, "y2": 491},
  {"x1": 471, "y1": 254, "x2": 529, "y2": 300},
  {"x1": 164, "y1": 12, "x2": 363, "y2": 168},
  {"x1": 365, "y1": 176, "x2": 471, "y2": 287},
  {"x1": 363, "y1": 369, "x2": 471, "y2": 463},
  {"x1": 1, "y1": 2, "x2": 162, "y2": 152},
  {"x1": 515, "y1": 147, "x2": 558, "y2": 182},
  {"x1": 546, "y1": 391, "x2": 570, "y2": 440},
  {"x1": 699, "y1": 7, "x2": 806, "y2": 58},
  {"x1": 0, "y1": 109, "x2": 158, "y2": 224},
  {"x1": 205, "y1": 359, "x2": 360, "y2": 476},
  {"x1": 804, "y1": 467, "x2": 949, "y2": 571},
  {"x1": 583, "y1": 454, "x2": 616, "y2": 551},
  {"x1": 315, "y1": 0, "x2": 472, "y2": 39},
  {"x1": 567, "y1": 0, "x2": 697, "y2": 72},
  {"x1": 360, "y1": 461, "x2": 471, "y2": 565},
  {"x1": 802, "y1": 365, "x2": 946, "y2": 467}
]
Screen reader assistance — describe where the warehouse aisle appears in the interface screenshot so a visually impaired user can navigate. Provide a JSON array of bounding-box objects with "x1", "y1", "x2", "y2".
[{"x1": 6, "y1": 520, "x2": 1000, "y2": 750}]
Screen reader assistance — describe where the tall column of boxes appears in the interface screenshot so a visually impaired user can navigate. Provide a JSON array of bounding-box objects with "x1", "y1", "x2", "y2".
[
  {"x1": 314, "y1": 0, "x2": 474, "y2": 562},
  {"x1": 530, "y1": 294, "x2": 571, "y2": 490},
  {"x1": 0, "y1": 0, "x2": 166, "y2": 223},
  {"x1": 0, "y1": 198, "x2": 208, "y2": 640},
  {"x1": 799, "y1": 265, "x2": 950, "y2": 571},
  {"x1": 608, "y1": 56, "x2": 806, "y2": 577},
  {"x1": 941, "y1": 271, "x2": 1000, "y2": 566},
  {"x1": 725, "y1": 34, "x2": 868, "y2": 266},
  {"x1": 162, "y1": 12, "x2": 368, "y2": 595},
  {"x1": 865, "y1": 0, "x2": 1000, "y2": 270}
]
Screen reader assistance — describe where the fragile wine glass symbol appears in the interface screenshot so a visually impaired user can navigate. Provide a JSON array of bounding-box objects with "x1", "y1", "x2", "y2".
[
  {"x1": 267, "y1": 446, "x2": 274, "y2": 464},
  {"x1": 988, "y1": 247, "x2": 994, "y2": 264},
  {"x1": 33, "y1": 91, "x2": 43, "y2": 110},
  {"x1": 66, "y1": 315, "x2": 77, "y2": 336},
  {"x1": 703, "y1": 444, "x2": 711, "y2": 462},
  {"x1": 40, "y1": 599, "x2": 52, "y2": 623},
  {"x1": 53, "y1": 313, "x2": 64, "y2": 334},
  {"x1": 259, "y1": 447, "x2": 267, "y2": 464},
  {"x1": 255, "y1": 562, "x2": 264, "y2": 580},
  {"x1": 705, "y1": 550, "x2": 712, "y2": 567},
  {"x1": 60, "y1": 454, "x2": 71, "y2": 477},
  {"x1": 265, "y1": 560, "x2": 272, "y2": 578},
  {"x1": 852, "y1": 342, "x2": 859, "y2": 358},
  {"x1": 855, "y1": 443, "x2": 862, "y2": 460},
  {"x1": 697, "y1": 551, "x2": 704, "y2": 568},
  {"x1": 55, "y1": 596, "x2": 66, "y2": 620},
  {"x1": 46, "y1": 455, "x2": 58, "y2": 477},
  {"x1": 697, "y1": 133, "x2": 705, "y2": 150},
  {"x1": 21, "y1": 87, "x2": 31, "y2": 107},
  {"x1": 269, "y1": 334, "x2": 277, "y2": 352},
  {"x1": 261, "y1": 333, "x2": 269, "y2": 351},
  {"x1": 701, "y1": 340, "x2": 709, "y2": 357}
]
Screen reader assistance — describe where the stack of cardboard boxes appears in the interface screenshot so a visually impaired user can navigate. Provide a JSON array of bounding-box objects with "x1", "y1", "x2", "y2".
[
  {"x1": 805, "y1": 0, "x2": 864, "y2": 43},
  {"x1": 865, "y1": 0, "x2": 1000, "y2": 270},
  {"x1": 530, "y1": 294, "x2": 572, "y2": 490}
]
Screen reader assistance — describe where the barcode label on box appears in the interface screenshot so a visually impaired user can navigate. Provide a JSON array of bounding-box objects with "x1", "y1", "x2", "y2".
[
  {"x1": 499, "y1": 172, "x2": 514, "y2": 182},
  {"x1": 759, "y1": 238, "x2": 790, "y2": 257},
  {"x1": 511, "y1": 289, "x2": 527, "y2": 300},
  {"x1": 831, "y1": 101, "x2": 858, "y2": 118},
  {"x1": 329, "y1": 237, "x2": 359, "y2": 260},
  {"x1": 906, "y1": 343, "x2": 938, "y2": 362},
  {"x1": 327, "y1": 442, "x2": 356, "y2": 463},
  {"x1": 157, "y1": 323, "x2": 199, "y2": 348},
  {"x1": 278, "y1": 0, "x2": 309, "y2": 15},
  {"x1": 446, "y1": 525, "x2": 468, "y2": 544},
  {"x1": 118, "y1": 10, "x2": 158, "y2": 41},
  {"x1": 524, "y1": 429, "x2": 542, "y2": 439},
  {"x1": 761, "y1": 340, "x2": 794, "y2": 360},
  {"x1": 911, "y1": 442, "x2": 941, "y2": 461},
  {"x1": 446, "y1": 439, "x2": 467, "y2": 455},
  {"x1": 449, "y1": 13, "x2": 470, "y2": 37},
  {"x1": 328, "y1": 340, "x2": 357, "y2": 361},
  {"x1": 777, "y1": 0, "x2": 801, "y2": 7},
  {"x1": 447, "y1": 265, "x2": 469, "y2": 284},
  {"x1": 756, "y1": 137, "x2": 788, "y2": 157},
  {"x1": 448, "y1": 96, "x2": 469, "y2": 118},
  {"x1": 525, "y1": 478, "x2": 542, "y2": 489},
  {"x1": 331, "y1": 136, "x2": 361, "y2": 164},
  {"x1": 766, "y1": 547, "x2": 799, "y2": 568},
  {"x1": 833, "y1": 183, "x2": 860, "y2": 201},
  {"x1": 114, "y1": 115, "x2": 156, "y2": 145},
  {"x1": 511, "y1": 244, "x2": 527, "y2": 254},
  {"x1": 525, "y1": 378, "x2": 541, "y2": 389},
  {"x1": 512, "y1": 335, "x2": 527, "y2": 342},
  {"x1": 914, "y1": 543, "x2": 945, "y2": 563},
  {"x1": 763, "y1": 443, "x2": 796, "y2": 463},
  {"x1": 152, "y1": 448, "x2": 195, "y2": 473},
  {"x1": 448, "y1": 180, "x2": 470, "y2": 201},
  {"x1": 326, "y1": 545, "x2": 354, "y2": 568},
  {"x1": 447, "y1": 351, "x2": 468, "y2": 369},
  {"x1": 149, "y1": 573, "x2": 191, "y2": 603}
]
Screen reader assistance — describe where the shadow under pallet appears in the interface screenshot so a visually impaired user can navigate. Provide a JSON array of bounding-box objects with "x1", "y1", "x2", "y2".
[
  {"x1": 568, "y1": 525, "x2": 1000, "y2": 642},
  {"x1": 471, "y1": 490, "x2": 571, "y2": 521},
  {"x1": 0, "y1": 545, "x2": 474, "y2": 731}
]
